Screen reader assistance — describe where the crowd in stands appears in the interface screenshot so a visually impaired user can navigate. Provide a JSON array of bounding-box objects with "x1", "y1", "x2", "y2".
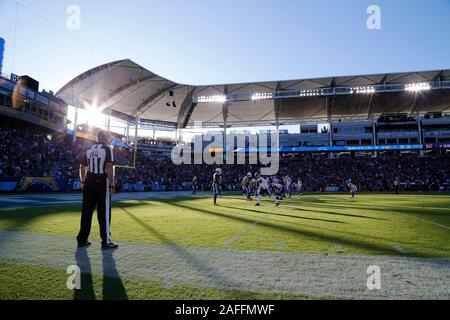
[
  {"x1": 1, "y1": 127, "x2": 449, "y2": 192},
  {"x1": 0, "y1": 128, "x2": 86, "y2": 187},
  {"x1": 277, "y1": 155, "x2": 450, "y2": 192}
]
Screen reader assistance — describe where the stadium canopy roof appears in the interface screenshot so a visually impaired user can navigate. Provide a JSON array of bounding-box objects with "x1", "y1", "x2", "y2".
[{"x1": 56, "y1": 59, "x2": 450, "y2": 128}]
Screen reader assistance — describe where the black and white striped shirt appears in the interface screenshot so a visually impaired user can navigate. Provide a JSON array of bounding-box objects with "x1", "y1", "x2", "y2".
[{"x1": 81, "y1": 144, "x2": 114, "y2": 175}]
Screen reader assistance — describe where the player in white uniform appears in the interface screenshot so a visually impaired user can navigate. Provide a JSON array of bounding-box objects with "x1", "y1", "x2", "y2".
[
  {"x1": 296, "y1": 178, "x2": 303, "y2": 195},
  {"x1": 250, "y1": 177, "x2": 257, "y2": 197},
  {"x1": 284, "y1": 175, "x2": 292, "y2": 198},
  {"x1": 255, "y1": 175, "x2": 280, "y2": 207},
  {"x1": 348, "y1": 182, "x2": 357, "y2": 199}
]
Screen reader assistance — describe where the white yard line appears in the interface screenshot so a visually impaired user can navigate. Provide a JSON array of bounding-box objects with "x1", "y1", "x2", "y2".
[
  {"x1": 392, "y1": 246, "x2": 408, "y2": 254},
  {"x1": 223, "y1": 220, "x2": 261, "y2": 247},
  {"x1": 389, "y1": 211, "x2": 450, "y2": 231}
]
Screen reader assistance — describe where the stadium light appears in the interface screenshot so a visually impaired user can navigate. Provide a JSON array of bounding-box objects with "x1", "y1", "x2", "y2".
[
  {"x1": 196, "y1": 95, "x2": 227, "y2": 103},
  {"x1": 251, "y1": 92, "x2": 273, "y2": 100},
  {"x1": 405, "y1": 82, "x2": 431, "y2": 92},
  {"x1": 349, "y1": 86, "x2": 375, "y2": 94},
  {"x1": 299, "y1": 89, "x2": 324, "y2": 97}
]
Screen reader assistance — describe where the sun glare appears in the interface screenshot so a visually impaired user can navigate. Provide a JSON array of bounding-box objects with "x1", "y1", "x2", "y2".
[{"x1": 83, "y1": 102, "x2": 106, "y2": 126}]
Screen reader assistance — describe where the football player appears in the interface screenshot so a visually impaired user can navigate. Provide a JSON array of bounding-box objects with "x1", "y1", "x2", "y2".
[
  {"x1": 296, "y1": 178, "x2": 303, "y2": 195},
  {"x1": 255, "y1": 174, "x2": 280, "y2": 207},
  {"x1": 212, "y1": 168, "x2": 222, "y2": 205},
  {"x1": 348, "y1": 182, "x2": 357, "y2": 199},
  {"x1": 284, "y1": 175, "x2": 292, "y2": 198},
  {"x1": 393, "y1": 177, "x2": 400, "y2": 195},
  {"x1": 241, "y1": 172, "x2": 253, "y2": 200}
]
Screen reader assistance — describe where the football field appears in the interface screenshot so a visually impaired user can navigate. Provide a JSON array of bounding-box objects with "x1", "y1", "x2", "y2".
[{"x1": 1, "y1": 192, "x2": 450, "y2": 300}]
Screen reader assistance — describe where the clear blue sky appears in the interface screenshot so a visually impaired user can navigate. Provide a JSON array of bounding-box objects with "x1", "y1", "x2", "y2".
[{"x1": 0, "y1": 0, "x2": 449, "y2": 93}]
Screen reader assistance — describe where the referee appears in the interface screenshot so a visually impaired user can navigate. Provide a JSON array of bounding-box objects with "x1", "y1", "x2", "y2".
[{"x1": 76, "y1": 130, "x2": 118, "y2": 250}]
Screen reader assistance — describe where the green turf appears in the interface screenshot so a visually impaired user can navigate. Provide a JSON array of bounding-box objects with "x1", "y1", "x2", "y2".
[
  {"x1": 2, "y1": 193, "x2": 450, "y2": 300},
  {"x1": 1, "y1": 193, "x2": 450, "y2": 257},
  {"x1": 0, "y1": 262, "x2": 311, "y2": 300}
]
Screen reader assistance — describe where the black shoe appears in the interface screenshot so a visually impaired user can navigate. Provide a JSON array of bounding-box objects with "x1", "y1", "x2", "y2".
[
  {"x1": 101, "y1": 242, "x2": 119, "y2": 250},
  {"x1": 255, "y1": 203, "x2": 260, "y2": 206},
  {"x1": 77, "y1": 241, "x2": 91, "y2": 248}
]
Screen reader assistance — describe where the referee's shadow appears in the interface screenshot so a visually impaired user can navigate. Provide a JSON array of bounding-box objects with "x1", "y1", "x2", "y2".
[
  {"x1": 73, "y1": 247, "x2": 128, "y2": 300},
  {"x1": 101, "y1": 249, "x2": 128, "y2": 300},
  {"x1": 73, "y1": 248, "x2": 96, "y2": 300}
]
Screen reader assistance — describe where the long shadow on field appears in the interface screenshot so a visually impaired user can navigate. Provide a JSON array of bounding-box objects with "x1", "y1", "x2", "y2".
[
  {"x1": 291, "y1": 206, "x2": 389, "y2": 221},
  {"x1": 118, "y1": 206, "x2": 244, "y2": 299},
  {"x1": 0, "y1": 204, "x2": 88, "y2": 249},
  {"x1": 302, "y1": 202, "x2": 450, "y2": 220},
  {"x1": 281, "y1": 197, "x2": 450, "y2": 221},
  {"x1": 227, "y1": 198, "x2": 388, "y2": 221},
  {"x1": 0, "y1": 202, "x2": 143, "y2": 246},
  {"x1": 72, "y1": 245, "x2": 129, "y2": 300},
  {"x1": 74, "y1": 248, "x2": 96, "y2": 300},
  {"x1": 102, "y1": 250, "x2": 129, "y2": 300},
  {"x1": 220, "y1": 205, "x2": 345, "y2": 224},
  {"x1": 166, "y1": 201, "x2": 429, "y2": 257}
]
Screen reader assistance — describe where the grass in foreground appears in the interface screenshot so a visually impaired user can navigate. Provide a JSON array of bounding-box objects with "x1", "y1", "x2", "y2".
[{"x1": 0, "y1": 262, "x2": 311, "y2": 300}]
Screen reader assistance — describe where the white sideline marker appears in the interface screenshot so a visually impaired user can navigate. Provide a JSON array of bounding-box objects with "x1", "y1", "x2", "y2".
[
  {"x1": 393, "y1": 246, "x2": 408, "y2": 254},
  {"x1": 389, "y1": 211, "x2": 450, "y2": 231},
  {"x1": 334, "y1": 241, "x2": 344, "y2": 253}
]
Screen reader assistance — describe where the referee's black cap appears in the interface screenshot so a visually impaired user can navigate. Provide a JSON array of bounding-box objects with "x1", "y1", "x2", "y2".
[{"x1": 97, "y1": 130, "x2": 110, "y2": 144}]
